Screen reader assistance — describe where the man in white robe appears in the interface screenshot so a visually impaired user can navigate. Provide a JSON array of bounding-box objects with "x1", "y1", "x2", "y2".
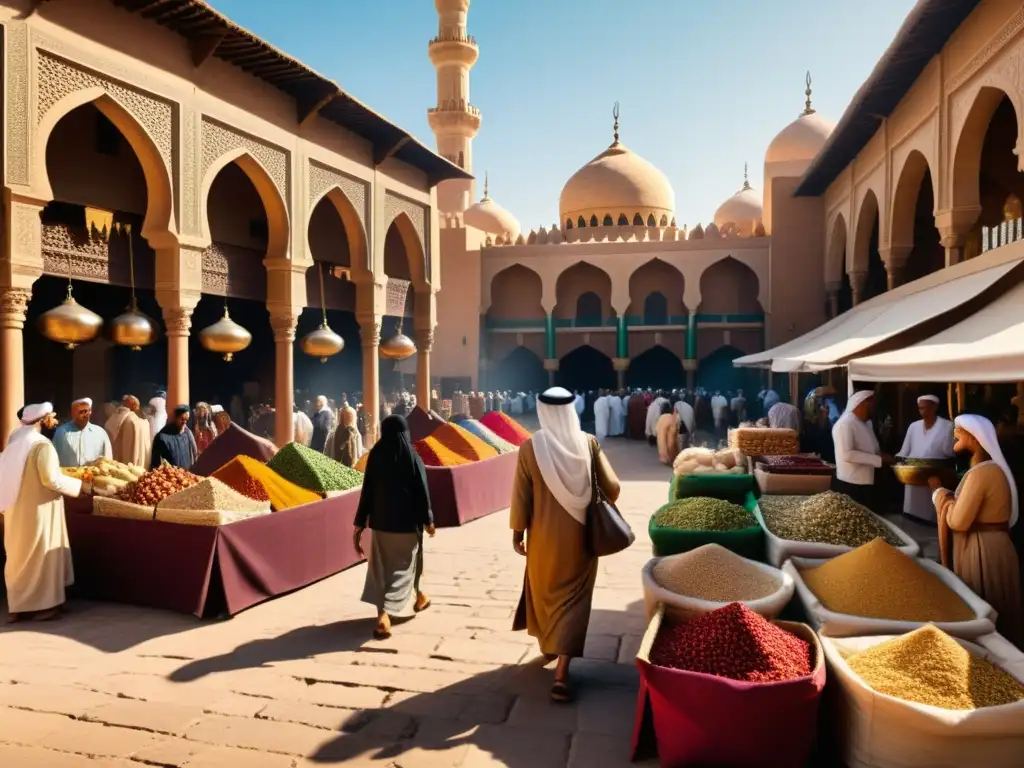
[
  {"x1": 608, "y1": 392, "x2": 625, "y2": 437},
  {"x1": 730, "y1": 389, "x2": 747, "y2": 424},
  {"x1": 1, "y1": 403, "x2": 89, "y2": 622},
  {"x1": 106, "y1": 395, "x2": 151, "y2": 468},
  {"x1": 147, "y1": 392, "x2": 167, "y2": 438},
  {"x1": 898, "y1": 394, "x2": 955, "y2": 522},
  {"x1": 832, "y1": 390, "x2": 894, "y2": 509},
  {"x1": 52, "y1": 398, "x2": 112, "y2": 467},
  {"x1": 674, "y1": 397, "x2": 696, "y2": 437},
  {"x1": 573, "y1": 392, "x2": 584, "y2": 418},
  {"x1": 645, "y1": 395, "x2": 670, "y2": 441},
  {"x1": 593, "y1": 392, "x2": 611, "y2": 440},
  {"x1": 711, "y1": 391, "x2": 730, "y2": 431}
]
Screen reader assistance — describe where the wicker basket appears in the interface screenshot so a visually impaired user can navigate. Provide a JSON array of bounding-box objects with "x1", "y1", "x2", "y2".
[{"x1": 892, "y1": 464, "x2": 957, "y2": 487}]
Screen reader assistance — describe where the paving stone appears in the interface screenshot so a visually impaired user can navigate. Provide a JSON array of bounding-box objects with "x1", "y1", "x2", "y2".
[
  {"x1": 457, "y1": 724, "x2": 572, "y2": 768},
  {"x1": 203, "y1": 694, "x2": 269, "y2": 718},
  {"x1": 39, "y1": 719, "x2": 164, "y2": 758},
  {"x1": 258, "y1": 699, "x2": 363, "y2": 731},
  {"x1": 130, "y1": 735, "x2": 207, "y2": 767},
  {"x1": 385, "y1": 689, "x2": 472, "y2": 719},
  {"x1": 583, "y1": 634, "x2": 621, "y2": 663},
  {"x1": 506, "y1": 693, "x2": 578, "y2": 733},
  {"x1": 83, "y1": 699, "x2": 205, "y2": 736},
  {"x1": 183, "y1": 745, "x2": 298, "y2": 767},
  {"x1": 185, "y1": 714, "x2": 329, "y2": 756},
  {"x1": 0, "y1": 745, "x2": 130, "y2": 768},
  {"x1": 432, "y1": 638, "x2": 527, "y2": 666},
  {"x1": 617, "y1": 635, "x2": 644, "y2": 665},
  {"x1": 0, "y1": 705, "x2": 72, "y2": 744},
  {"x1": 575, "y1": 686, "x2": 638, "y2": 736},
  {"x1": 568, "y1": 731, "x2": 660, "y2": 768},
  {"x1": 0, "y1": 681, "x2": 115, "y2": 718}
]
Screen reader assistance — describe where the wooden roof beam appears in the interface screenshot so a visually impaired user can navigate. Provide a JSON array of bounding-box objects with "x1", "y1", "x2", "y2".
[
  {"x1": 373, "y1": 135, "x2": 411, "y2": 166},
  {"x1": 296, "y1": 83, "x2": 341, "y2": 128},
  {"x1": 188, "y1": 29, "x2": 227, "y2": 68}
]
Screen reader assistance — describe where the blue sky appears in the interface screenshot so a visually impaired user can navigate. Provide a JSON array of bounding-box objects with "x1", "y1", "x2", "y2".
[{"x1": 208, "y1": 0, "x2": 917, "y2": 229}]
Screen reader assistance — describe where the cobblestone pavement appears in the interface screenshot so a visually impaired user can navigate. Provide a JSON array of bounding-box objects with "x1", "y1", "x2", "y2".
[{"x1": 0, "y1": 434, "x2": 669, "y2": 767}]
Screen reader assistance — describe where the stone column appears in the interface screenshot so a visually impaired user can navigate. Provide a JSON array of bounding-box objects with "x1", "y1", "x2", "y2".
[
  {"x1": 270, "y1": 313, "x2": 298, "y2": 448},
  {"x1": 544, "y1": 313, "x2": 556, "y2": 360},
  {"x1": 935, "y1": 207, "x2": 981, "y2": 268},
  {"x1": 848, "y1": 270, "x2": 868, "y2": 306},
  {"x1": 683, "y1": 358, "x2": 697, "y2": 391},
  {"x1": 789, "y1": 372, "x2": 800, "y2": 406},
  {"x1": 613, "y1": 357, "x2": 629, "y2": 389},
  {"x1": 0, "y1": 289, "x2": 31, "y2": 447},
  {"x1": 543, "y1": 357, "x2": 558, "y2": 387},
  {"x1": 685, "y1": 311, "x2": 698, "y2": 360},
  {"x1": 880, "y1": 245, "x2": 911, "y2": 291},
  {"x1": 416, "y1": 327, "x2": 434, "y2": 407},
  {"x1": 825, "y1": 281, "x2": 841, "y2": 318},
  {"x1": 360, "y1": 319, "x2": 382, "y2": 446},
  {"x1": 161, "y1": 306, "x2": 194, "y2": 414}
]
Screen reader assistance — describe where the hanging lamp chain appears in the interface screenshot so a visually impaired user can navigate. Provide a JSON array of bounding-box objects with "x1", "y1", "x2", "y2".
[{"x1": 317, "y1": 261, "x2": 328, "y2": 326}]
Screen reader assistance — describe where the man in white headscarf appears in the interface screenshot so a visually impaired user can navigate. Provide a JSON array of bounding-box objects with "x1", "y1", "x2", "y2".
[
  {"x1": 674, "y1": 396, "x2": 696, "y2": 438},
  {"x1": 768, "y1": 402, "x2": 802, "y2": 433},
  {"x1": 645, "y1": 393, "x2": 670, "y2": 444},
  {"x1": 147, "y1": 391, "x2": 167, "y2": 438},
  {"x1": 832, "y1": 390, "x2": 893, "y2": 508},
  {"x1": 52, "y1": 398, "x2": 112, "y2": 467},
  {"x1": 105, "y1": 395, "x2": 151, "y2": 468},
  {"x1": 711, "y1": 390, "x2": 729, "y2": 432},
  {"x1": 897, "y1": 394, "x2": 954, "y2": 522},
  {"x1": 293, "y1": 407, "x2": 313, "y2": 446},
  {"x1": 1, "y1": 403, "x2": 89, "y2": 622},
  {"x1": 607, "y1": 390, "x2": 625, "y2": 437},
  {"x1": 593, "y1": 390, "x2": 611, "y2": 441},
  {"x1": 510, "y1": 387, "x2": 621, "y2": 703}
]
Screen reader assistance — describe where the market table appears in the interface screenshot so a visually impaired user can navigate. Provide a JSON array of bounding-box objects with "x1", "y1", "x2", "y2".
[
  {"x1": 65, "y1": 490, "x2": 364, "y2": 618},
  {"x1": 427, "y1": 450, "x2": 518, "y2": 527}
]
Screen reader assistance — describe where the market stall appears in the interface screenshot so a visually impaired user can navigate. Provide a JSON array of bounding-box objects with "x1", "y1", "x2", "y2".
[{"x1": 427, "y1": 449, "x2": 519, "y2": 527}]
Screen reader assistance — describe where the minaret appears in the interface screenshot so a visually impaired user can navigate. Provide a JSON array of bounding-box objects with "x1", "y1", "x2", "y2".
[{"x1": 428, "y1": 0, "x2": 481, "y2": 215}]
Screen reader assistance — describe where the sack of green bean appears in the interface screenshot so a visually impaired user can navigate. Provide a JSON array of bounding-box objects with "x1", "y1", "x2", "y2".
[
  {"x1": 649, "y1": 494, "x2": 765, "y2": 560},
  {"x1": 820, "y1": 629, "x2": 1024, "y2": 768}
]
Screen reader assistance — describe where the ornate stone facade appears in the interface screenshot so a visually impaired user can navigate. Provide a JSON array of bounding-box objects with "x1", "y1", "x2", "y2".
[
  {"x1": 5, "y1": 22, "x2": 30, "y2": 186},
  {"x1": 384, "y1": 191, "x2": 429, "y2": 273},
  {"x1": 201, "y1": 242, "x2": 268, "y2": 301},
  {"x1": 201, "y1": 117, "x2": 290, "y2": 203},
  {"x1": 0, "y1": 289, "x2": 32, "y2": 329},
  {"x1": 162, "y1": 306, "x2": 193, "y2": 336},
  {"x1": 308, "y1": 161, "x2": 368, "y2": 232}
]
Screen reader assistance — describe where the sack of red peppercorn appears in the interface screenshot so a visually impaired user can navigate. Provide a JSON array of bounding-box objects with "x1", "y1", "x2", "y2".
[
  {"x1": 631, "y1": 602, "x2": 825, "y2": 767},
  {"x1": 819, "y1": 631, "x2": 1024, "y2": 768}
]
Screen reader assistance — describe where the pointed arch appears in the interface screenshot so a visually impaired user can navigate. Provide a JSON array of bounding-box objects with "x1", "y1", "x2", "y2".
[
  {"x1": 633, "y1": 213, "x2": 644, "y2": 226},
  {"x1": 577, "y1": 215, "x2": 586, "y2": 229},
  {"x1": 952, "y1": 85, "x2": 1022, "y2": 212},
  {"x1": 617, "y1": 213, "x2": 629, "y2": 226},
  {"x1": 627, "y1": 257, "x2": 685, "y2": 319},
  {"x1": 201, "y1": 148, "x2": 290, "y2": 261},
  {"x1": 826, "y1": 212, "x2": 848, "y2": 285},
  {"x1": 851, "y1": 189, "x2": 879, "y2": 275},
  {"x1": 383, "y1": 210, "x2": 427, "y2": 289},
  {"x1": 309, "y1": 186, "x2": 370, "y2": 278},
  {"x1": 35, "y1": 87, "x2": 175, "y2": 247},
  {"x1": 487, "y1": 263, "x2": 544, "y2": 319},
  {"x1": 554, "y1": 261, "x2": 613, "y2": 323},
  {"x1": 890, "y1": 150, "x2": 934, "y2": 248}
]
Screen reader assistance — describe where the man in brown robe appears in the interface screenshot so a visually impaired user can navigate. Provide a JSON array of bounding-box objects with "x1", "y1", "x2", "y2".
[
  {"x1": 511, "y1": 387, "x2": 621, "y2": 702},
  {"x1": 105, "y1": 395, "x2": 151, "y2": 468}
]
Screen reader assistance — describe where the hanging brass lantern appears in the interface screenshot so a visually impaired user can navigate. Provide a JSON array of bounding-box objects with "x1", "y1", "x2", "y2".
[
  {"x1": 380, "y1": 318, "x2": 416, "y2": 360},
  {"x1": 109, "y1": 223, "x2": 157, "y2": 351},
  {"x1": 300, "y1": 261, "x2": 344, "y2": 363},
  {"x1": 38, "y1": 284, "x2": 103, "y2": 351},
  {"x1": 199, "y1": 303, "x2": 251, "y2": 362}
]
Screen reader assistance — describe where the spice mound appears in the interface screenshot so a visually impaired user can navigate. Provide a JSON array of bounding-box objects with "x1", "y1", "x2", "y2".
[
  {"x1": 433, "y1": 423, "x2": 499, "y2": 462},
  {"x1": 652, "y1": 544, "x2": 780, "y2": 602},
  {"x1": 654, "y1": 497, "x2": 756, "y2": 532},
  {"x1": 651, "y1": 602, "x2": 812, "y2": 683},
  {"x1": 117, "y1": 462, "x2": 201, "y2": 506},
  {"x1": 459, "y1": 419, "x2": 517, "y2": 454},
  {"x1": 759, "y1": 492, "x2": 903, "y2": 547},
  {"x1": 801, "y1": 538, "x2": 975, "y2": 622},
  {"x1": 846, "y1": 625, "x2": 1024, "y2": 710},
  {"x1": 157, "y1": 477, "x2": 270, "y2": 513},
  {"x1": 212, "y1": 455, "x2": 320, "y2": 511},
  {"x1": 479, "y1": 411, "x2": 531, "y2": 447},
  {"x1": 267, "y1": 442, "x2": 364, "y2": 494}
]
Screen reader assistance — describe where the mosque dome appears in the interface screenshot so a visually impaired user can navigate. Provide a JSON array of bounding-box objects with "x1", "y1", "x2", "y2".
[
  {"x1": 463, "y1": 175, "x2": 521, "y2": 239},
  {"x1": 765, "y1": 73, "x2": 835, "y2": 165},
  {"x1": 713, "y1": 165, "x2": 764, "y2": 237},
  {"x1": 559, "y1": 106, "x2": 675, "y2": 229}
]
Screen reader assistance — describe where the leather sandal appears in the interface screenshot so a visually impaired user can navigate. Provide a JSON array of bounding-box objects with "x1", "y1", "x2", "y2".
[
  {"x1": 373, "y1": 615, "x2": 392, "y2": 640},
  {"x1": 414, "y1": 593, "x2": 432, "y2": 613},
  {"x1": 550, "y1": 679, "x2": 572, "y2": 703}
]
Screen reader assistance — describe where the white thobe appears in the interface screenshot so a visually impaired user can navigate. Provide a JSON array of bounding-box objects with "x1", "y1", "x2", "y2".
[
  {"x1": 832, "y1": 413, "x2": 881, "y2": 486},
  {"x1": 674, "y1": 400, "x2": 696, "y2": 435},
  {"x1": 898, "y1": 417, "x2": 955, "y2": 522},
  {"x1": 646, "y1": 397, "x2": 669, "y2": 438},
  {"x1": 52, "y1": 422, "x2": 112, "y2": 467},
  {"x1": 594, "y1": 396, "x2": 610, "y2": 440},
  {"x1": 147, "y1": 397, "x2": 167, "y2": 439},
  {"x1": 711, "y1": 395, "x2": 729, "y2": 427},
  {"x1": 608, "y1": 396, "x2": 625, "y2": 436},
  {"x1": 294, "y1": 412, "x2": 314, "y2": 446},
  {"x1": 574, "y1": 395, "x2": 584, "y2": 417},
  {"x1": 3, "y1": 441, "x2": 80, "y2": 613},
  {"x1": 761, "y1": 390, "x2": 780, "y2": 414}
]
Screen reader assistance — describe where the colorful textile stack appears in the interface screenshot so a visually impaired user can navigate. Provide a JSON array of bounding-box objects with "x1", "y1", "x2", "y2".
[
  {"x1": 458, "y1": 419, "x2": 517, "y2": 453},
  {"x1": 479, "y1": 411, "x2": 531, "y2": 446},
  {"x1": 212, "y1": 455, "x2": 320, "y2": 511}
]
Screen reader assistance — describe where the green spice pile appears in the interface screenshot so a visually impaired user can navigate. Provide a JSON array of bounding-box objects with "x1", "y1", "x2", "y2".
[
  {"x1": 654, "y1": 497, "x2": 756, "y2": 531},
  {"x1": 847, "y1": 625, "x2": 1024, "y2": 709},
  {"x1": 652, "y1": 544, "x2": 780, "y2": 602},
  {"x1": 267, "y1": 442, "x2": 364, "y2": 494},
  {"x1": 759, "y1": 492, "x2": 903, "y2": 547}
]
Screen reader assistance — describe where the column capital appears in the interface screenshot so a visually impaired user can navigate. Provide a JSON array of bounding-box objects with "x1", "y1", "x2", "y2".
[
  {"x1": 359, "y1": 318, "x2": 382, "y2": 348},
  {"x1": 683, "y1": 359, "x2": 698, "y2": 372},
  {"x1": 612, "y1": 357, "x2": 630, "y2": 372},
  {"x1": 543, "y1": 358, "x2": 559, "y2": 372},
  {"x1": 878, "y1": 244, "x2": 912, "y2": 268},
  {"x1": 418, "y1": 326, "x2": 435, "y2": 353},
  {"x1": 162, "y1": 306, "x2": 193, "y2": 337},
  {"x1": 0, "y1": 288, "x2": 31, "y2": 329},
  {"x1": 934, "y1": 206, "x2": 981, "y2": 237},
  {"x1": 269, "y1": 312, "x2": 299, "y2": 343}
]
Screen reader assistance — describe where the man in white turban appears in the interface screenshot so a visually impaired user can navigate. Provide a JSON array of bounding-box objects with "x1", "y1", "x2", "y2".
[
  {"x1": 0, "y1": 403, "x2": 90, "y2": 622},
  {"x1": 897, "y1": 394, "x2": 954, "y2": 522},
  {"x1": 147, "y1": 391, "x2": 167, "y2": 438},
  {"x1": 52, "y1": 398, "x2": 112, "y2": 468},
  {"x1": 832, "y1": 390, "x2": 894, "y2": 508}
]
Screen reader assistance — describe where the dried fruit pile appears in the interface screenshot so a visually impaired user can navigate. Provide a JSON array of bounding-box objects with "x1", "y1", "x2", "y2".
[
  {"x1": 759, "y1": 492, "x2": 903, "y2": 546},
  {"x1": 654, "y1": 497, "x2": 756, "y2": 532},
  {"x1": 479, "y1": 411, "x2": 531, "y2": 446},
  {"x1": 801, "y1": 539, "x2": 974, "y2": 622},
  {"x1": 847, "y1": 625, "x2": 1024, "y2": 710},
  {"x1": 650, "y1": 602, "x2": 812, "y2": 683},
  {"x1": 267, "y1": 442, "x2": 364, "y2": 494},
  {"x1": 212, "y1": 455, "x2": 320, "y2": 511},
  {"x1": 652, "y1": 544, "x2": 780, "y2": 602},
  {"x1": 117, "y1": 462, "x2": 201, "y2": 506}
]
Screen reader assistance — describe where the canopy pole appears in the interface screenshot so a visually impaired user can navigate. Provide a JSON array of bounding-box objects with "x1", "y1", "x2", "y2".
[{"x1": 947, "y1": 382, "x2": 955, "y2": 421}]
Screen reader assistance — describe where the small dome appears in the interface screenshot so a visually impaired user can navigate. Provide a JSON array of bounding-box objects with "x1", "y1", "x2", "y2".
[
  {"x1": 713, "y1": 166, "x2": 764, "y2": 237},
  {"x1": 765, "y1": 73, "x2": 834, "y2": 165},
  {"x1": 463, "y1": 176, "x2": 521, "y2": 239},
  {"x1": 560, "y1": 141, "x2": 674, "y2": 227}
]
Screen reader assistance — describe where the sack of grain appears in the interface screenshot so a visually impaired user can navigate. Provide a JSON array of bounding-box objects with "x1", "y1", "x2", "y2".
[
  {"x1": 820, "y1": 632, "x2": 1024, "y2": 768},
  {"x1": 755, "y1": 494, "x2": 919, "y2": 567},
  {"x1": 640, "y1": 546, "x2": 794, "y2": 622},
  {"x1": 93, "y1": 496, "x2": 155, "y2": 521},
  {"x1": 785, "y1": 555, "x2": 996, "y2": 639}
]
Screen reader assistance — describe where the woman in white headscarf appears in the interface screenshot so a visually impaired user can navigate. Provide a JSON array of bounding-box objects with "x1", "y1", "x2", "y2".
[
  {"x1": 929, "y1": 414, "x2": 1021, "y2": 644},
  {"x1": 510, "y1": 387, "x2": 621, "y2": 703}
]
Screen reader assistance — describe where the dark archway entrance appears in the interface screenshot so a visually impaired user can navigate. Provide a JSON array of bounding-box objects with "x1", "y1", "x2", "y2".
[
  {"x1": 557, "y1": 345, "x2": 615, "y2": 393},
  {"x1": 492, "y1": 347, "x2": 547, "y2": 393},
  {"x1": 626, "y1": 346, "x2": 684, "y2": 390},
  {"x1": 697, "y1": 345, "x2": 760, "y2": 395}
]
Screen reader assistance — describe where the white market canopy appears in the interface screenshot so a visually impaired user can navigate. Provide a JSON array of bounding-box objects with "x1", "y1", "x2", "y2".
[
  {"x1": 848, "y1": 278, "x2": 1024, "y2": 382},
  {"x1": 734, "y1": 245, "x2": 1024, "y2": 373}
]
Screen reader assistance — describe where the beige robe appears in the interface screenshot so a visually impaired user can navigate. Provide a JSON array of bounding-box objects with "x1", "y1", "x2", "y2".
[
  {"x1": 109, "y1": 408, "x2": 151, "y2": 468},
  {"x1": 511, "y1": 437, "x2": 621, "y2": 657},
  {"x1": 656, "y1": 413, "x2": 679, "y2": 465},
  {"x1": 934, "y1": 462, "x2": 1022, "y2": 645},
  {"x1": 4, "y1": 441, "x2": 81, "y2": 613}
]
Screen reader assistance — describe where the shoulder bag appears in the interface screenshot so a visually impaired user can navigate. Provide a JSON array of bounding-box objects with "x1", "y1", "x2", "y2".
[{"x1": 585, "y1": 440, "x2": 634, "y2": 557}]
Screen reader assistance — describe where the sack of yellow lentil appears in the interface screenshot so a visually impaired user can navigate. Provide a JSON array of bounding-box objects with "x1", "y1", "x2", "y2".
[
  {"x1": 641, "y1": 544, "x2": 794, "y2": 623},
  {"x1": 755, "y1": 492, "x2": 920, "y2": 567},
  {"x1": 785, "y1": 541, "x2": 996, "y2": 639},
  {"x1": 820, "y1": 630, "x2": 1024, "y2": 768}
]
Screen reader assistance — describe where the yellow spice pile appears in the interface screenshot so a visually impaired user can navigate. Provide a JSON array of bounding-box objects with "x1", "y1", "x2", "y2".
[
  {"x1": 847, "y1": 625, "x2": 1024, "y2": 710},
  {"x1": 652, "y1": 544, "x2": 780, "y2": 603},
  {"x1": 801, "y1": 538, "x2": 974, "y2": 622}
]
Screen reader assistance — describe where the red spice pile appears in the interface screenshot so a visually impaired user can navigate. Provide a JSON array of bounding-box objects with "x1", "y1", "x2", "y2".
[
  {"x1": 650, "y1": 602, "x2": 812, "y2": 683},
  {"x1": 479, "y1": 411, "x2": 531, "y2": 446}
]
